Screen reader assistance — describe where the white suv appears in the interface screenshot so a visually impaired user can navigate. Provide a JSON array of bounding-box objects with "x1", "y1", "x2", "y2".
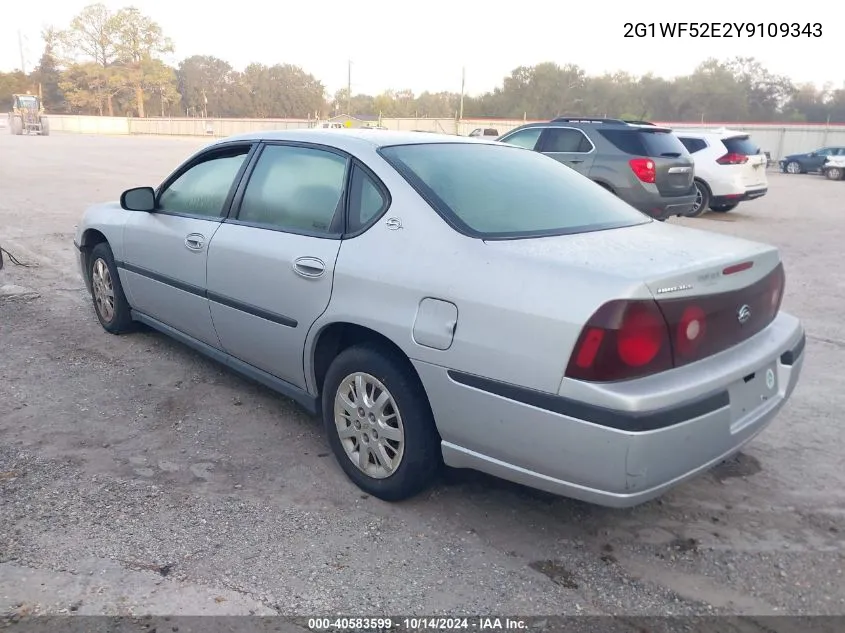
[{"x1": 675, "y1": 129, "x2": 768, "y2": 217}]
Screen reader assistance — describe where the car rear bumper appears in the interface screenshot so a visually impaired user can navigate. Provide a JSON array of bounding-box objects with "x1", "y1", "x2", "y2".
[
  {"x1": 414, "y1": 312, "x2": 804, "y2": 508},
  {"x1": 711, "y1": 187, "x2": 768, "y2": 206},
  {"x1": 638, "y1": 194, "x2": 697, "y2": 221}
]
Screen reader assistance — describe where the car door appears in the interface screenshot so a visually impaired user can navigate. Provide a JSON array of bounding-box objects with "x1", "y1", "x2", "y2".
[
  {"x1": 810, "y1": 148, "x2": 835, "y2": 171},
  {"x1": 536, "y1": 127, "x2": 596, "y2": 175},
  {"x1": 497, "y1": 126, "x2": 545, "y2": 150},
  {"x1": 205, "y1": 142, "x2": 349, "y2": 389},
  {"x1": 121, "y1": 142, "x2": 255, "y2": 347}
]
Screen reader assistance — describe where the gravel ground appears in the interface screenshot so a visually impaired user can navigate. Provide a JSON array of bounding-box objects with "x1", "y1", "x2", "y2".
[{"x1": 0, "y1": 133, "x2": 843, "y2": 619}]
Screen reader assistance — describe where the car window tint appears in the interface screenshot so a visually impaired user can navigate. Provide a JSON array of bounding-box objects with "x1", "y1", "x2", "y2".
[
  {"x1": 158, "y1": 148, "x2": 250, "y2": 217},
  {"x1": 499, "y1": 127, "x2": 543, "y2": 150},
  {"x1": 238, "y1": 145, "x2": 347, "y2": 234},
  {"x1": 347, "y1": 165, "x2": 387, "y2": 233},
  {"x1": 723, "y1": 136, "x2": 760, "y2": 155},
  {"x1": 679, "y1": 137, "x2": 707, "y2": 153},
  {"x1": 544, "y1": 128, "x2": 591, "y2": 153},
  {"x1": 381, "y1": 142, "x2": 649, "y2": 239},
  {"x1": 597, "y1": 129, "x2": 646, "y2": 154},
  {"x1": 818, "y1": 148, "x2": 834, "y2": 156}
]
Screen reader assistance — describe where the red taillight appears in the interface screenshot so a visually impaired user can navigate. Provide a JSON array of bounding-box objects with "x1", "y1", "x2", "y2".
[
  {"x1": 566, "y1": 264, "x2": 787, "y2": 382},
  {"x1": 565, "y1": 300, "x2": 672, "y2": 382},
  {"x1": 716, "y1": 152, "x2": 748, "y2": 165},
  {"x1": 629, "y1": 158, "x2": 656, "y2": 183}
]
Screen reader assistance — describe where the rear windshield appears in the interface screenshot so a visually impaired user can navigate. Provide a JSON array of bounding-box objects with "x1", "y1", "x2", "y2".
[
  {"x1": 723, "y1": 136, "x2": 760, "y2": 155},
  {"x1": 598, "y1": 128, "x2": 688, "y2": 158},
  {"x1": 379, "y1": 143, "x2": 650, "y2": 239}
]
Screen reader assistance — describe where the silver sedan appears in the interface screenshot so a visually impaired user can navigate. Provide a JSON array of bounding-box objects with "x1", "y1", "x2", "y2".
[{"x1": 73, "y1": 129, "x2": 805, "y2": 507}]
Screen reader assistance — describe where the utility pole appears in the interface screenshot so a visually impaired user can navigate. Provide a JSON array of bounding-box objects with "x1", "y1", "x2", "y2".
[
  {"x1": 346, "y1": 60, "x2": 352, "y2": 116},
  {"x1": 459, "y1": 66, "x2": 465, "y2": 121},
  {"x1": 17, "y1": 30, "x2": 26, "y2": 74}
]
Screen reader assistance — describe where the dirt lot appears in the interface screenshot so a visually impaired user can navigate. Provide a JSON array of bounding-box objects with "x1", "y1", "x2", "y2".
[{"x1": 1, "y1": 133, "x2": 844, "y2": 619}]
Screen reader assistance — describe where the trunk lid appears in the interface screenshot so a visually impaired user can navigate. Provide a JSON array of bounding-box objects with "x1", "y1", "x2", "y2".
[
  {"x1": 723, "y1": 134, "x2": 768, "y2": 188},
  {"x1": 638, "y1": 129, "x2": 695, "y2": 197},
  {"x1": 597, "y1": 126, "x2": 695, "y2": 197},
  {"x1": 484, "y1": 220, "x2": 779, "y2": 297},
  {"x1": 484, "y1": 221, "x2": 783, "y2": 364}
]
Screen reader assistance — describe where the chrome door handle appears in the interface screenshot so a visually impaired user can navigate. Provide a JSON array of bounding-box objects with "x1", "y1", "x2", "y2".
[
  {"x1": 293, "y1": 256, "x2": 325, "y2": 278},
  {"x1": 185, "y1": 233, "x2": 205, "y2": 251}
]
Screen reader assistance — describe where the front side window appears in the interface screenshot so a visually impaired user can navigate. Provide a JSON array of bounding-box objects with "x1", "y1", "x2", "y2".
[
  {"x1": 499, "y1": 127, "x2": 543, "y2": 150},
  {"x1": 158, "y1": 147, "x2": 250, "y2": 217},
  {"x1": 237, "y1": 145, "x2": 348, "y2": 234},
  {"x1": 381, "y1": 142, "x2": 649, "y2": 239}
]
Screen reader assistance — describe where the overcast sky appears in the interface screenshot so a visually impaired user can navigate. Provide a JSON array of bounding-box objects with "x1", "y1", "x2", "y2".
[{"x1": 2, "y1": 0, "x2": 840, "y2": 97}]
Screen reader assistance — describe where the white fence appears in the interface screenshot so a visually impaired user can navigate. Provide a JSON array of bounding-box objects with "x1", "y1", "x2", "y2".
[{"x1": 24, "y1": 114, "x2": 845, "y2": 161}]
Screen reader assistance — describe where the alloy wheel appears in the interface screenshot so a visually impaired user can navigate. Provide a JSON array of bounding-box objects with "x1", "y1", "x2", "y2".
[{"x1": 91, "y1": 257, "x2": 116, "y2": 323}]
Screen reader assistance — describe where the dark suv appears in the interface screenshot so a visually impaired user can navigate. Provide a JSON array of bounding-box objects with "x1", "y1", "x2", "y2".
[{"x1": 496, "y1": 118, "x2": 696, "y2": 220}]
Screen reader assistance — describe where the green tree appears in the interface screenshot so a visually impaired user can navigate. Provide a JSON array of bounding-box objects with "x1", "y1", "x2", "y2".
[
  {"x1": 113, "y1": 7, "x2": 174, "y2": 117},
  {"x1": 241, "y1": 63, "x2": 325, "y2": 118},
  {"x1": 32, "y1": 28, "x2": 66, "y2": 111},
  {"x1": 57, "y1": 3, "x2": 123, "y2": 115}
]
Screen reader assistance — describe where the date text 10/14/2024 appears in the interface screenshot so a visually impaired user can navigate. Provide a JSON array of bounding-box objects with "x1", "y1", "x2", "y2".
[
  {"x1": 623, "y1": 22, "x2": 822, "y2": 38},
  {"x1": 308, "y1": 617, "x2": 528, "y2": 631}
]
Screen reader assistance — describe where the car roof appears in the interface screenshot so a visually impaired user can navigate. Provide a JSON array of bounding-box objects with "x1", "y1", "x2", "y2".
[{"x1": 212, "y1": 128, "x2": 499, "y2": 151}]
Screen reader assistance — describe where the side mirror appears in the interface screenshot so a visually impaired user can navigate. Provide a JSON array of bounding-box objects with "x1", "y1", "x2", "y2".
[
  {"x1": 120, "y1": 186, "x2": 156, "y2": 212},
  {"x1": 808, "y1": 152, "x2": 817, "y2": 157}
]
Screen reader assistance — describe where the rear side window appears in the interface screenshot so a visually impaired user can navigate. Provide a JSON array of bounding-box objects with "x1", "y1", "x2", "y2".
[
  {"x1": 599, "y1": 129, "x2": 688, "y2": 157},
  {"x1": 723, "y1": 136, "x2": 760, "y2": 155},
  {"x1": 679, "y1": 137, "x2": 708, "y2": 154},
  {"x1": 237, "y1": 145, "x2": 347, "y2": 234},
  {"x1": 379, "y1": 142, "x2": 649, "y2": 239},
  {"x1": 347, "y1": 165, "x2": 388, "y2": 233},
  {"x1": 542, "y1": 128, "x2": 593, "y2": 153}
]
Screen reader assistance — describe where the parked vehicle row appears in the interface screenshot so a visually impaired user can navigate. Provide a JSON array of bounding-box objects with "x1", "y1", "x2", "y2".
[
  {"x1": 496, "y1": 118, "x2": 769, "y2": 218},
  {"x1": 74, "y1": 128, "x2": 805, "y2": 508},
  {"x1": 779, "y1": 146, "x2": 845, "y2": 174}
]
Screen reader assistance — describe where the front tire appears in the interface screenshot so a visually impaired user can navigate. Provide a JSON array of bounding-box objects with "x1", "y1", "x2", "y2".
[
  {"x1": 88, "y1": 242, "x2": 134, "y2": 334},
  {"x1": 687, "y1": 180, "x2": 710, "y2": 217},
  {"x1": 40, "y1": 118, "x2": 50, "y2": 136},
  {"x1": 10, "y1": 116, "x2": 23, "y2": 135},
  {"x1": 322, "y1": 343, "x2": 441, "y2": 501},
  {"x1": 785, "y1": 161, "x2": 803, "y2": 174}
]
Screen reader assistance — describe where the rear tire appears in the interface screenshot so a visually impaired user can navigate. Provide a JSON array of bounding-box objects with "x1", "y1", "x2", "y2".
[
  {"x1": 10, "y1": 116, "x2": 22, "y2": 135},
  {"x1": 709, "y1": 202, "x2": 739, "y2": 213},
  {"x1": 687, "y1": 180, "x2": 710, "y2": 217},
  {"x1": 322, "y1": 343, "x2": 442, "y2": 501},
  {"x1": 40, "y1": 118, "x2": 50, "y2": 136},
  {"x1": 88, "y1": 242, "x2": 134, "y2": 334},
  {"x1": 825, "y1": 167, "x2": 843, "y2": 181}
]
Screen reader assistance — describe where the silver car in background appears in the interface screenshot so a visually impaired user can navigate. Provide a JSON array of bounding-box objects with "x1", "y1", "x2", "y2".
[{"x1": 74, "y1": 129, "x2": 805, "y2": 507}]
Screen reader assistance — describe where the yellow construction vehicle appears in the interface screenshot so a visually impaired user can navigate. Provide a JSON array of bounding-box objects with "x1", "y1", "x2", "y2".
[{"x1": 8, "y1": 94, "x2": 50, "y2": 136}]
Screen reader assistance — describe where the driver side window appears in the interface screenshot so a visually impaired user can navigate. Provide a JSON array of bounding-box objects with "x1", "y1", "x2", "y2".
[
  {"x1": 500, "y1": 127, "x2": 543, "y2": 150},
  {"x1": 158, "y1": 146, "x2": 251, "y2": 217}
]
